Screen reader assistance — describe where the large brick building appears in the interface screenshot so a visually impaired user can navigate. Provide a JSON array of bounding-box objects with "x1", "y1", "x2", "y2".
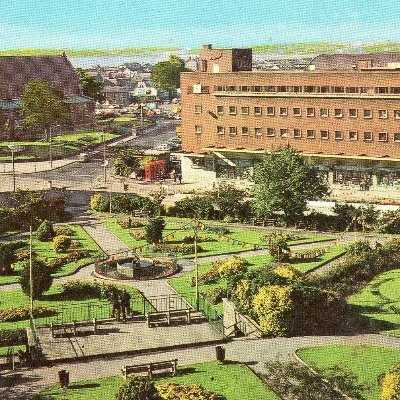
[
  {"x1": 179, "y1": 45, "x2": 400, "y2": 192},
  {"x1": 0, "y1": 53, "x2": 95, "y2": 139}
]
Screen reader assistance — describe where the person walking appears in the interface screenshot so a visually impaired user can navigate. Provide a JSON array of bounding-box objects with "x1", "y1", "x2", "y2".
[
  {"x1": 110, "y1": 290, "x2": 121, "y2": 322},
  {"x1": 178, "y1": 173, "x2": 182, "y2": 184},
  {"x1": 120, "y1": 289, "x2": 131, "y2": 321}
]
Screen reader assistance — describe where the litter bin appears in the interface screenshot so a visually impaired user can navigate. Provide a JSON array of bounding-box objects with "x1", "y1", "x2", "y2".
[
  {"x1": 216, "y1": 346, "x2": 225, "y2": 362},
  {"x1": 58, "y1": 370, "x2": 69, "y2": 388}
]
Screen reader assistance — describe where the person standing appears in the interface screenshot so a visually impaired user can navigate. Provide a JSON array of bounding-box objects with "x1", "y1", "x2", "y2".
[
  {"x1": 178, "y1": 173, "x2": 182, "y2": 184},
  {"x1": 110, "y1": 290, "x2": 121, "y2": 322},
  {"x1": 120, "y1": 289, "x2": 131, "y2": 321}
]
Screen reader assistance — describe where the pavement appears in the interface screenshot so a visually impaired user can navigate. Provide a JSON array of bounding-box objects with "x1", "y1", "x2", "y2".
[{"x1": 0, "y1": 158, "x2": 78, "y2": 175}]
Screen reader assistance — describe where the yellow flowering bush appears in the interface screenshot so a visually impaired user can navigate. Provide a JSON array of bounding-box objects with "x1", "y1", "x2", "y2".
[
  {"x1": 216, "y1": 256, "x2": 248, "y2": 279},
  {"x1": 233, "y1": 279, "x2": 253, "y2": 313},
  {"x1": 157, "y1": 382, "x2": 220, "y2": 400},
  {"x1": 381, "y1": 364, "x2": 400, "y2": 400},
  {"x1": 273, "y1": 265, "x2": 304, "y2": 281}
]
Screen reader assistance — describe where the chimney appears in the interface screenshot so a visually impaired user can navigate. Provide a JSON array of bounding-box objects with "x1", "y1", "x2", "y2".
[{"x1": 203, "y1": 44, "x2": 212, "y2": 50}]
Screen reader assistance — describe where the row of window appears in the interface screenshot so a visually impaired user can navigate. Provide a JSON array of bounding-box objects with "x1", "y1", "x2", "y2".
[
  {"x1": 194, "y1": 125, "x2": 400, "y2": 142},
  {"x1": 194, "y1": 105, "x2": 400, "y2": 119},
  {"x1": 213, "y1": 85, "x2": 400, "y2": 95}
]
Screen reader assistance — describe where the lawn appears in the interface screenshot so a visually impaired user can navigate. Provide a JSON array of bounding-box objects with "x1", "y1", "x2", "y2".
[
  {"x1": 297, "y1": 345, "x2": 400, "y2": 400},
  {"x1": 0, "y1": 224, "x2": 105, "y2": 286},
  {"x1": 347, "y1": 268, "x2": 400, "y2": 336},
  {"x1": 37, "y1": 361, "x2": 278, "y2": 400}
]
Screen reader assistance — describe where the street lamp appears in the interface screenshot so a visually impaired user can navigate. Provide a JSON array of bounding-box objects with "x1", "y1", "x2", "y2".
[
  {"x1": 49, "y1": 125, "x2": 61, "y2": 170},
  {"x1": 193, "y1": 219, "x2": 199, "y2": 311},
  {"x1": 7, "y1": 143, "x2": 24, "y2": 192}
]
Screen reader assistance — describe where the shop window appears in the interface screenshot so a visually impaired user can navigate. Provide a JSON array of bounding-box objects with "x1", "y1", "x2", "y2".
[
  {"x1": 349, "y1": 131, "x2": 358, "y2": 140},
  {"x1": 349, "y1": 109, "x2": 357, "y2": 118},
  {"x1": 363, "y1": 132, "x2": 373, "y2": 141},
  {"x1": 229, "y1": 106, "x2": 237, "y2": 115},
  {"x1": 320, "y1": 108, "x2": 329, "y2": 117},
  {"x1": 320, "y1": 130, "x2": 329, "y2": 139},
  {"x1": 254, "y1": 106, "x2": 262, "y2": 116},
  {"x1": 217, "y1": 126, "x2": 225, "y2": 135},
  {"x1": 334, "y1": 109, "x2": 343, "y2": 118},
  {"x1": 306, "y1": 129, "x2": 315, "y2": 138},
  {"x1": 293, "y1": 107, "x2": 301, "y2": 116},
  {"x1": 229, "y1": 126, "x2": 237, "y2": 135},
  {"x1": 334, "y1": 131, "x2": 344, "y2": 140},
  {"x1": 254, "y1": 127, "x2": 262, "y2": 136},
  {"x1": 195, "y1": 125, "x2": 202, "y2": 135},
  {"x1": 279, "y1": 107, "x2": 288, "y2": 116},
  {"x1": 307, "y1": 107, "x2": 315, "y2": 117},
  {"x1": 378, "y1": 110, "x2": 388, "y2": 119},
  {"x1": 293, "y1": 129, "x2": 302, "y2": 138},
  {"x1": 216, "y1": 106, "x2": 223, "y2": 115},
  {"x1": 266, "y1": 106, "x2": 275, "y2": 116},
  {"x1": 364, "y1": 109, "x2": 373, "y2": 118},
  {"x1": 378, "y1": 132, "x2": 388, "y2": 142},
  {"x1": 266, "y1": 128, "x2": 275, "y2": 136},
  {"x1": 241, "y1": 107, "x2": 249, "y2": 116},
  {"x1": 241, "y1": 127, "x2": 249, "y2": 136},
  {"x1": 194, "y1": 105, "x2": 202, "y2": 114}
]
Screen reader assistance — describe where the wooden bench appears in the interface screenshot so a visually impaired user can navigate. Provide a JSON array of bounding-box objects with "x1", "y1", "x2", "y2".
[
  {"x1": 254, "y1": 218, "x2": 277, "y2": 227},
  {"x1": 50, "y1": 318, "x2": 99, "y2": 338},
  {"x1": 146, "y1": 309, "x2": 192, "y2": 328},
  {"x1": 122, "y1": 359, "x2": 178, "y2": 379}
]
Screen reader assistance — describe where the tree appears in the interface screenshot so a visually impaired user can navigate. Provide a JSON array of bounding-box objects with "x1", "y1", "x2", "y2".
[
  {"x1": 115, "y1": 376, "x2": 161, "y2": 400},
  {"x1": 151, "y1": 55, "x2": 188, "y2": 92},
  {"x1": 113, "y1": 149, "x2": 141, "y2": 177},
  {"x1": 253, "y1": 147, "x2": 328, "y2": 225},
  {"x1": 264, "y1": 232, "x2": 290, "y2": 262},
  {"x1": 36, "y1": 220, "x2": 54, "y2": 242},
  {"x1": 145, "y1": 217, "x2": 165, "y2": 244},
  {"x1": 19, "y1": 259, "x2": 53, "y2": 299},
  {"x1": 90, "y1": 194, "x2": 109, "y2": 212},
  {"x1": 381, "y1": 364, "x2": 400, "y2": 400},
  {"x1": 22, "y1": 79, "x2": 70, "y2": 139},
  {"x1": 76, "y1": 68, "x2": 104, "y2": 102},
  {"x1": 170, "y1": 196, "x2": 215, "y2": 219}
]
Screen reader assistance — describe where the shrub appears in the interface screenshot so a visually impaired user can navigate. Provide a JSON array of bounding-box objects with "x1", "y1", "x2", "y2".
[
  {"x1": 378, "y1": 209, "x2": 400, "y2": 234},
  {"x1": 61, "y1": 280, "x2": 121, "y2": 300},
  {"x1": 53, "y1": 235, "x2": 72, "y2": 253},
  {"x1": 153, "y1": 243, "x2": 203, "y2": 255},
  {"x1": 157, "y1": 382, "x2": 220, "y2": 400},
  {"x1": 216, "y1": 256, "x2": 248, "y2": 279},
  {"x1": 232, "y1": 279, "x2": 253, "y2": 314},
  {"x1": 115, "y1": 376, "x2": 160, "y2": 400},
  {"x1": 273, "y1": 265, "x2": 304, "y2": 281},
  {"x1": 381, "y1": 364, "x2": 400, "y2": 400},
  {"x1": 0, "y1": 328, "x2": 26, "y2": 347},
  {"x1": 169, "y1": 196, "x2": 215, "y2": 219},
  {"x1": 264, "y1": 233, "x2": 290, "y2": 262},
  {"x1": 0, "y1": 240, "x2": 25, "y2": 275},
  {"x1": 70, "y1": 239, "x2": 82, "y2": 248},
  {"x1": 90, "y1": 193, "x2": 108, "y2": 212},
  {"x1": 36, "y1": 219, "x2": 54, "y2": 241},
  {"x1": 132, "y1": 230, "x2": 146, "y2": 241},
  {"x1": 207, "y1": 225, "x2": 230, "y2": 235},
  {"x1": 191, "y1": 266, "x2": 219, "y2": 286},
  {"x1": 118, "y1": 219, "x2": 144, "y2": 229},
  {"x1": 53, "y1": 225, "x2": 74, "y2": 236},
  {"x1": 0, "y1": 306, "x2": 55, "y2": 322},
  {"x1": 19, "y1": 259, "x2": 53, "y2": 299},
  {"x1": 203, "y1": 287, "x2": 227, "y2": 304},
  {"x1": 145, "y1": 217, "x2": 166, "y2": 244}
]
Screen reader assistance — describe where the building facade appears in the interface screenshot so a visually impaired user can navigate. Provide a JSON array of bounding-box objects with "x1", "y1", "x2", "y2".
[{"x1": 179, "y1": 45, "x2": 400, "y2": 193}]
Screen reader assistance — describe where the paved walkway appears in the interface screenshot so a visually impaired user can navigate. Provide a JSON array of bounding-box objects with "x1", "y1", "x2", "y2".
[
  {"x1": 0, "y1": 158, "x2": 78, "y2": 175},
  {"x1": 2, "y1": 333, "x2": 400, "y2": 400}
]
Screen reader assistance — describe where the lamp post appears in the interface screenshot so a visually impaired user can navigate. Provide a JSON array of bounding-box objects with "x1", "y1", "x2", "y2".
[
  {"x1": 49, "y1": 126, "x2": 53, "y2": 169},
  {"x1": 7, "y1": 143, "x2": 24, "y2": 192},
  {"x1": 194, "y1": 219, "x2": 199, "y2": 311}
]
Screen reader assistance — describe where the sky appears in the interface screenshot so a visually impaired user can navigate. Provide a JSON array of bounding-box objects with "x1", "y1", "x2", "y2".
[{"x1": 1, "y1": 0, "x2": 400, "y2": 49}]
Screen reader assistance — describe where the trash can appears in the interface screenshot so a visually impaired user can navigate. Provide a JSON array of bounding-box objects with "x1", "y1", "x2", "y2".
[
  {"x1": 58, "y1": 370, "x2": 69, "y2": 388},
  {"x1": 216, "y1": 346, "x2": 225, "y2": 362}
]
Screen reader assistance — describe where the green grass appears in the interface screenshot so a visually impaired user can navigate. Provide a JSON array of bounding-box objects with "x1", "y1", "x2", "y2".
[
  {"x1": 297, "y1": 345, "x2": 400, "y2": 400},
  {"x1": 0, "y1": 224, "x2": 105, "y2": 285},
  {"x1": 37, "y1": 361, "x2": 277, "y2": 400},
  {"x1": 113, "y1": 116, "x2": 136, "y2": 122},
  {"x1": 0, "y1": 344, "x2": 25, "y2": 356},
  {"x1": 348, "y1": 269, "x2": 400, "y2": 336}
]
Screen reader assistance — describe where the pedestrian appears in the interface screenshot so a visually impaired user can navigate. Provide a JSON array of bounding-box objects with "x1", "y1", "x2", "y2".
[
  {"x1": 178, "y1": 173, "x2": 182, "y2": 184},
  {"x1": 110, "y1": 290, "x2": 121, "y2": 322},
  {"x1": 171, "y1": 169, "x2": 177, "y2": 182},
  {"x1": 120, "y1": 289, "x2": 131, "y2": 321}
]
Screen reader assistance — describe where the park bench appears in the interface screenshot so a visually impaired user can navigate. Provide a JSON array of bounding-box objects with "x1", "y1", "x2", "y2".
[
  {"x1": 146, "y1": 309, "x2": 192, "y2": 328},
  {"x1": 50, "y1": 318, "x2": 99, "y2": 338},
  {"x1": 253, "y1": 218, "x2": 277, "y2": 227},
  {"x1": 122, "y1": 359, "x2": 178, "y2": 379}
]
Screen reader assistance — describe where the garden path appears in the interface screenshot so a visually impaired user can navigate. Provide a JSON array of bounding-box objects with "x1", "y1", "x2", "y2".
[{"x1": 2, "y1": 333, "x2": 400, "y2": 400}]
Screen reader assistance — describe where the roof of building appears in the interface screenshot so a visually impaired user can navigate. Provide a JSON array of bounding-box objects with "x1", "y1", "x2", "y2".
[
  {"x1": 0, "y1": 54, "x2": 82, "y2": 99},
  {"x1": 309, "y1": 53, "x2": 400, "y2": 70}
]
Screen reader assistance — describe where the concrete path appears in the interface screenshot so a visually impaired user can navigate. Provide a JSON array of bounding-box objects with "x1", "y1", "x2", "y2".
[
  {"x1": 2, "y1": 333, "x2": 400, "y2": 400},
  {"x1": 0, "y1": 158, "x2": 78, "y2": 175}
]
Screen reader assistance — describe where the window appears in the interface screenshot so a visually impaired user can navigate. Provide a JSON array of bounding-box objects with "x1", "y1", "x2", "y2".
[
  {"x1": 306, "y1": 130, "x2": 315, "y2": 138},
  {"x1": 307, "y1": 107, "x2": 315, "y2": 117},
  {"x1": 346, "y1": 87, "x2": 358, "y2": 93},
  {"x1": 241, "y1": 86, "x2": 250, "y2": 92},
  {"x1": 280, "y1": 128, "x2": 288, "y2": 138},
  {"x1": 194, "y1": 125, "x2": 202, "y2": 134},
  {"x1": 375, "y1": 87, "x2": 389, "y2": 94},
  {"x1": 363, "y1": 109, "x2": 373, "y2": 118},
  {"x1": 266, "y1": 106, "x2": 275, "y2": 116},
  {"x1": 363, "y1": 132, "x2": 373, "y2": 141},
  {"x1": 334, "y1": 109, "x2": 343, "y2": 118},
  {"x1": 265, "y1": 86, "x2": 275, "y2": 92},
  {"x1": 320, "y1": 86, "x2": 330, "y2": 93},
  {"x1": 320, "y1": 108, "x2": 329, "y2": 117},
  {"x1": 216, "y1": 106, "x2": 223, "y2": 115},
  {"x1": 391, "y1": 87, "x2": 400, "y2": 94},
  {"x1": 349, "y1": 109, "x2": 357, "y2": 118},
  {"x1": 293, "y1": 107, "x2": 301, "y2": 116},
  {"x1": 254, "y1": 106, "x2": 262, "y2": 116},
  {"x1": 334, "y1": 131, "x2": 344, "y2": 140},
  {"x1": 277, "y1": 86, "x2": 288, "y2": 92},
  {"x1": 349, "y1": 131, "x2": 358, "y2": 140},
  {"x1": 254, "y1": 127, "x2": 262, "y2": 136},
  {"x1": 378, "y1": 110, "x2": 388, "y2": 119},
  {"x1": 333, "y1": 86, "x2": 344, "y2": 93},
  {"x1": 378, "y1": 132, "x2": 388, "y2": 142},
  {"x1": 241, "y1": 127, "x2": 249, "y2": 136},
  {"x1": 266, "y1": 128, "x2": 275, "y2": 136},
  {"x1": 241, "y1": 106, "x2": 249, "y2": 116},
  {"x1": 217, "y1": 126, "x2": 224, "y2": 135},
  {"x1": 229, "y1": 127, "x2": 237, "y2": 135},
  {"x1": 320, "y1": 130, "x2": 329, "y2": 139},
  {"x1": 304, "y1": 86, "x2": 315, "y2": 93},
  {"x1": 293, "y1": 129, "x2": 302, "y2": 138},
  {"x1": 279, "y1": 107, "x2": 288, "y2": 116},
  {"x1": 395, "y1": 110, "x2": 400, "y2": 119},
  {"x1": 254, "y1": 86, "x2": 262, "y2": 92},
  {"x1": 229, "y1": 106, "x2": 237, "y2": 115},
  {"x1": 394, "y1": 133, "x2": 400, "y2": 142},
  {"x1": 194, "y1": 105, "x2": 202, "y2": 114}
]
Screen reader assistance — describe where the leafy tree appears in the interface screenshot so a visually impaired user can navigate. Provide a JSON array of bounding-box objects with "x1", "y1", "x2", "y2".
[
  {"x1": 113, "y1": 149, "x2": 141, "y2": 177},
  {"x1": 170, "y1": 196, "x2": 215, "y2": 219},
  {"x1": 115, "y1": 376, "x2": 160, "y2": 400},
  {"x1": 145, "y1": 217, "x2": 166, "y2": 244},
  {"x1": 19, "y1": 259, "x2": 53, "y2": 299},
  {"x1": 22, "y1": 79, "x2": 70, "y2": 139},
  {"x1": 378, "y1": 209, "x2": 400, "y2": 234},
  {"x1": 151, "y1": 55, "x2": 188, "y2": 92},
  {"x1": 90, "y1": 193, "x2": 109, "y2": 212},
  {"x1": 263, "y1": 232, "x2": 290, "y2": 262},
  {"x1": 76, "y1": 68, "x2": 104, "y2": 102},
  {"x1": 253, "y1": 147, "x2": 328, "y2": 225},
  {"x1": 0, "y1": 241, "x2": 25, "y2": 275},
  {"x1": 36, "y1": 220, "x2": 54, "y2": 241},
  {"x1": 381, "y1": 363, "x2": 400, "y2": 400}
]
